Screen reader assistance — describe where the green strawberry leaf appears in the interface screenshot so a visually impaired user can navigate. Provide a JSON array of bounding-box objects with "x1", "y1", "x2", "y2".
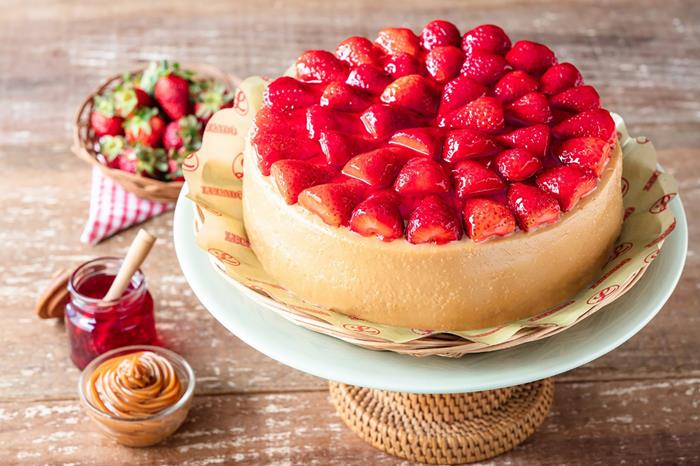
[{"x1": 98, "y1": 135, "x2": 126, "y2": 161}]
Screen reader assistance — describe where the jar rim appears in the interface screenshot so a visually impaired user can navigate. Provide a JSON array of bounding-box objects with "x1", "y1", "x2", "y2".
[{"x1": 68, "y1": 256, "x2": 146, "y2": 307}]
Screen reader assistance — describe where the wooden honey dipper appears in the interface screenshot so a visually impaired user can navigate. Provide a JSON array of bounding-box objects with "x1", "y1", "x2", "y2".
[{"x1": 103, "y1": 229, "x2": 157, "y2": 301}]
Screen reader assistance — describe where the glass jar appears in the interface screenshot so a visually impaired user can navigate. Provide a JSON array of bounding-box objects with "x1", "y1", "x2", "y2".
[{"x1": 65, "y1": 257, "x2": 159, "y2": 369}]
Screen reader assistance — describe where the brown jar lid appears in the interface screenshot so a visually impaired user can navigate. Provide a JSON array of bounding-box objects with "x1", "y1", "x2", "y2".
[{"x1": 36, "y1": 268, "x2": 73, "y2": 319}]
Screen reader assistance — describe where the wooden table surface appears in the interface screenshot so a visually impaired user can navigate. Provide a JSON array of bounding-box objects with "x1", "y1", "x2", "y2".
[{"x1": 1, "y1": 0, "x2": 698, "y2": 464}]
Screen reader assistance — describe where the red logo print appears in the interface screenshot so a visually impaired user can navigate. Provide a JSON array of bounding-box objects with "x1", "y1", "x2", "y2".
[
  {"x1": 224, "y1": 231, "x2": 250, "y2": 247},
  {"x1": 621, "y1": 177, "x2": 629, "y2": 196},
  {"x1": 645, "y1": 219, "x2": 676, "y2": 248},
  {"x1": 587, "y1": 285, "x2": 620, "y2": 305},
  {"x1": 643, "y1": 170, "x2": 661, "y2": 191},
  {"x1": 644, "y1": 249, "x2": 660, "y2": 264},
  {"x1": 182, "y1": 151, "x2": 199, "y2": 172},
  {"x1": 649, "y1": 193, "x2": 676, "y2": 214},
  {"x1": 232, "y1": 152, "x2": 244, "y2": 180},
  {"x1": 343, "y1": 324, "x2": 380, "y2": 335},
  {"x1": 411, "y1": 328, "x2": 433, "y2": 336},
  {"x1": 624, "y1": 207, "x2": 636, "y2": 220},
  {"x1": 208, "y1": 248, "x2": 240, "y2": 266},
  {"x1": 609, "y1": 242, "x2": 633, "y2": 262},
  {"x1": 233, "y1": 89, "x2": 248, "y2": 116}
]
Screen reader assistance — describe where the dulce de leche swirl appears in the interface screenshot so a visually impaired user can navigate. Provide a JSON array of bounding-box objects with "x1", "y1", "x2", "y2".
[{"x1": 86, "y1": 351, "x2": 184, "y2": 419}]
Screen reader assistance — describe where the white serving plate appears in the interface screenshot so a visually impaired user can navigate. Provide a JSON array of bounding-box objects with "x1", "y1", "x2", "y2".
[{"x1": 174, "y1": 185, "x2": 687, "y2": 394}]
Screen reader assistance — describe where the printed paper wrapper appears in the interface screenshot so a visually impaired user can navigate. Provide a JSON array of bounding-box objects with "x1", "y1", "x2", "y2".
[{"x1": 184, "y1": 76, "x2": 679, "y2": 346}]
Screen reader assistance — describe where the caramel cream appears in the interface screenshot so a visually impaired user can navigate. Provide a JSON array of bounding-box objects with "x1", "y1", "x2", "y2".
[
  {"x1": 87, "y1": 351, "x2": 183, "y2": 419},
  {"x1": 243, "y1": 139, "x2": 624, "y2": 331}
]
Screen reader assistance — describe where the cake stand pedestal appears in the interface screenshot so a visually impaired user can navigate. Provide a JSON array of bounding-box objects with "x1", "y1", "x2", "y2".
[
  {"x1": 329, "y1": 379, "x2": 553, "y2": 464},
  {"x1": 173, "y1": 187, "x2": 687, "y2": 465}
]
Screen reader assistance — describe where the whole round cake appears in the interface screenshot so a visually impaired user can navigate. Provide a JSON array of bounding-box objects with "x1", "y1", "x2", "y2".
[{"x1": 243, "y1": 21, "x2": 623, "y2": 330}]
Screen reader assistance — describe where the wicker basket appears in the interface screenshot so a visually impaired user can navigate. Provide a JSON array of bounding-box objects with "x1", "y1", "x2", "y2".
[{"x1": 72, "y1": 64, "x2": 238, "y2": 203}]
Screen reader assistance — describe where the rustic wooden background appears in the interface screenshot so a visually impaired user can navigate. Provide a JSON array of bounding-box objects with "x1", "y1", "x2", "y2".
[{"x1": 1, "y1": 0, "x2": 698, "y2": 464}]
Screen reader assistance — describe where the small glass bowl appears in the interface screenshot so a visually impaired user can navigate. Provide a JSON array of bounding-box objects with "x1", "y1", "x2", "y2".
[{"x1": 78, "y1": 345, "x2": 196, "y2": 447}]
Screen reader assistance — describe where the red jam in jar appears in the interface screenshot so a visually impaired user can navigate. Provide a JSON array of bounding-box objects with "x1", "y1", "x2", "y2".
[{"x1": 65, "y1": 257, "x2": 159, "y2": 369}]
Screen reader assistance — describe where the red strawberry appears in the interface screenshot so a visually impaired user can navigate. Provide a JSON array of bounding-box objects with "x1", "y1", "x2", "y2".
[
  {"x1": 383, "y1": 53, "x2": 422, "y2": 79},
  {"x1": 320, "y1": 81, "x2": 372, "y2": 111},
  {"x1": 554, "y1": 137, "x2": 612, "y2": 176},
  {"x1": 388, "y1": 127, "x2": 443, "y2": 159},
  {"x1": 375, "y1": 28, "x2": 420, "y2": 56},
  {"x1": 443, "y1": 128, "x2": 500, "y2": 163},
  {"x1": 495, "y1": 148, "x2": 542, "y2": 181},
  {"x1": 253, "y1": 132, "x2": 321, "y2": 175},
  {"x1": 552, "y1": 108, "x2": 616, "y2": 141},
  {"x1": 420, "y1": 20, "x2": 461, "y2": 50},
  {"x1": 350, "y1": 191, "x2": 404, "y2": 241},
  {"x1": 463, "y1": 198, "x2": 516, "y2": 242},
  {"x1": 425, "y1": 46, "x2": 464, "y2": 83},
  {"x1": 505, "y1": 41, "x2": 557, "y2": 75},
  {"x1": 536, "y1": 165, "x2": 597, "y2": 211},
  {"x1": 448, "y1": 96, "x2": 504, "y2": 133},
  {"x1": 380, "y1": 75, "x2": 438, "y2": 114},
  {"x1": 496, "y1": 124, "x2": 550, "y2": 158},
  {"x1": 550, "y1": 85, "x2": 600, "y2": 113},
  {"x1": 346, "y1": 64, "x2": 392, "y2": 94},
  {"x1": 319, "y1": 131, "x2": 376, "y2": 167},
  {"x1": 295, "y1": 50, "x2": 349, "y2": 83},
  {"x1": 491, "y1": 70, "x2": 539, "y2": 103},
  {"x1": 506, "y1": 91, "x2": 552, "y2": 125},
  {"x1": 451, "y1": 160, "x2": 505, "y2": 198},
  {"x1": 124, "y1": 108, "x2": 166, "y2": 147},
  {"x1": 115, "y1": 153, "x2": 138, "y2": 174},
  {"x1": 336, "y1": 36, "x2": 382, "y2": 67},
  {"x1": 461, "y1": 51, "x2": 509, "y2": 84},
  {"x1": 551, "y1": 108, "x2": 575, "y2": 125},
  {"x1": 270, "y1": 159, "x2": 333, "y2": 204},
  {"x1": 437, "y1": 76, "x2": 487, "y2": 116},
  {"x1": 406, "y1": 195, "x2": 462, "y2": 244},
  {"x1": 252, "y1": 106, "x2": 307, "y2": 136},
  {"x1": 306, "y1": 104, "x2": 362, "y2": 140},
  {"x1": 540, "y1": 62, "x2": 583, "y2": 95},
  {"x1": 360, "y1": 104, "x2": 425, "y2": 139},
  {"x1": 155, "y1": 74, "x2": 191, "y2": 120},
  {"x1": 298, "y1": 181, "x2": 366, "y2": 226},
  {"x1": 90, "y1": 94, "x2": 124, "y2": 137},
  {"x1": 461, "y1": 24, "x2": 512, "y2": 55},
  {"x1": 507, "y1": 183, "x2": 561, "y2": 231},
  {"x1": 163, "y1": 115, "x2": 202, "y2": 151},
  {"x1": 342, "y1": 148, "x2": 407, "y2": 187},
  {"x1": 393, "y1": 157, "x2": 450, "y2": 195},
  {"x1": 264, "y1": 76, "x2": 317, "y2": 111},
  {"x1": 91, "y1": 112, "x2": 124, "y2": 138}
]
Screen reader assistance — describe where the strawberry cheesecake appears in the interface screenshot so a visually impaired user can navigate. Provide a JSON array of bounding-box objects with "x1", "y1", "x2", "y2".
[{"x1": 243, "y1": 22, "x2": 623, "y2": 330}]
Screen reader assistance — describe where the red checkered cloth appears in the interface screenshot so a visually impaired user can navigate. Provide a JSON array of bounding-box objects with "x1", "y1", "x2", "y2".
[{"x1": 80, "y1": 167, "x2": 174, "y2": 245}]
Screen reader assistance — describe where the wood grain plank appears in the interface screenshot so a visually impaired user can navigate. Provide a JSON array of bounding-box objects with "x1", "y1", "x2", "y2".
[
  {"x1": 0, "y1": 0, "x2": 698, "y2": 463},
  {"x1": 1, "y1": 378, "x2": 698, "y2": 465}
]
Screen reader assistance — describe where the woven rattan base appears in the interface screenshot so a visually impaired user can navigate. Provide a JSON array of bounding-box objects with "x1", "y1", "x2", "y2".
[{"x1": 329, "y1": 379, "x2": 554, "y2": 464}]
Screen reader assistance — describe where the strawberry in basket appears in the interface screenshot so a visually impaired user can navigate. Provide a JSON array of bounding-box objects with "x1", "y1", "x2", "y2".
[{"x1": 85, "y1": 60, "x2": 234, "y2": 184}]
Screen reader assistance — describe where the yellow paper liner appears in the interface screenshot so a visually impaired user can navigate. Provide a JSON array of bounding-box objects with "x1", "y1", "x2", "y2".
[{"x1": 184, "y1": 77, "x2": 678, "y2": 347}]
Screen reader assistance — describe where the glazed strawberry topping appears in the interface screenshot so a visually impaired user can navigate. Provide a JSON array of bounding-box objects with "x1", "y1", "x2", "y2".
[{"x1": 252, "y1": 21, "x2": 617, "y2": 244}]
